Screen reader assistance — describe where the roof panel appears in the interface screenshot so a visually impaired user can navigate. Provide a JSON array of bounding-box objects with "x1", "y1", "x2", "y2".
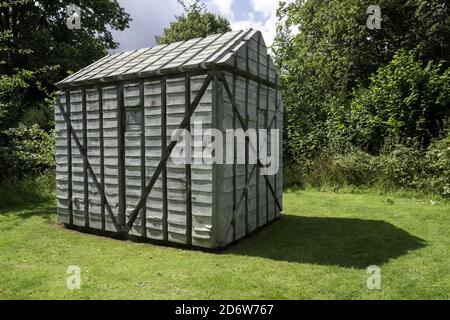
[
  {"x1": 139, "y1": 37, "x2": 203, "y2": 74},
  {"x1": 65, "y1": 52, "x2": 123, "y2": 83},
  {"x1": 163, "y1": 34, "x2": 222, "y2": 70},
  {"x1": 127, "y1": 41, "x2": 184, "y2": 75},
  {"x1": 101, "y1": 47, "x2": 152, "y2": 79},
  {"x1": 56, "y1": 28, "x2": 276, "y2": 87}
]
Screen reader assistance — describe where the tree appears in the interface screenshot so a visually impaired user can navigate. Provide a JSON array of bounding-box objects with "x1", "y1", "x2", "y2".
[
  {"x1": 0, "y1": 0, "x2": 131, "y2": 181},
  {"x1": 273, "y1": 0, "x2": 450, "y2": 161},
  {"x1": 0, "y1": 19, "x2": 55, "y2": 180},
  {"x1": 158, "y1": 0, "x2": 231, "y2": 45},
  {"x1": 0, "y1": 0, "x2": 131, "y2": 100},
  {"x1": 349, "y1": 50, "x2": 450, "y2": 153}
]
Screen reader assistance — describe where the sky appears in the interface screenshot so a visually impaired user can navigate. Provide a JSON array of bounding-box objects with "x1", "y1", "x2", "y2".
[{"x1": 110, "y1": 0, "x2": 286, "y2": 52}]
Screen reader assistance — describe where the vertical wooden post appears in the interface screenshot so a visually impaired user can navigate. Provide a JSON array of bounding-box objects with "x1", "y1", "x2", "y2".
[
  {"x1": 82, "y1": 89, "x2": 89, "y2": 228},
  {"x1": 265, "y1": 54, "x2": 270, "y2": 223},
  {"x1": 244, "y1": 78, "x2": 249, "y2": 235},
  {"x1": 117, "y1": 84, "x2": 126, "y2": 229},
  {"x1": 161, "y1": 78, "x2": 169, "y2": 242},
  {"x1": 274, "y1": 75, "x2": 279, "y2": 218},
  {"x1": 99, "y1": 87, "x2": 106, "y2": 231},
  {"x1": 185, "y1": 75, "x2": 193, "y2": 246},
  {"x1": 232, "y1": 73, "x2": 237, "y2": 242},
  {"x1": 66, "y1": 91, "x2": 73, "y2": 226},
  {"x1": 140, "y1": 81, "x2": 147, "y2": 238},
  {"x1": 255, "y1": 32, "x2": 261, "y2": 229}
]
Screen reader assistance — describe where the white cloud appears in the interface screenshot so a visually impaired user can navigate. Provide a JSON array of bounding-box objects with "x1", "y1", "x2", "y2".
[
  {"x1": 202, "y1": 0, "x2": 281, "y2": 46},
  {"x1": 112, "y1": 0, "x2": 295, "y2": 51},
  {"x1": 230, "y1": 0, "x2": 288, "y2": 47},
  {"x1": 250, "y1": 0, "x2": 280, "y2": 18},
  {"x1": 111, "y1": 0, "x2": 184, "y2": 52},
  {"x1": 206, "y1": 0, "x2": 234, "y2": 19}
]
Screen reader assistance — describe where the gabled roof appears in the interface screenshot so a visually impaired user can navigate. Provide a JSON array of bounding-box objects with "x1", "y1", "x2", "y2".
[{"x1": 56, "y1": 29, "x2": 277, "y2": 88}]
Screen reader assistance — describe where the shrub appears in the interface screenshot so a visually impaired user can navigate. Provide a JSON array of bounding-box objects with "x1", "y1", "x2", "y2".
[
  {"x1": 378, "y1": 145, "x2": 426, "y2": 190},
  {"x1": 423, "y1": 134, "x2": 450, "y2": 197},
  {"x1": 284, "y1": 134, "x2": 450, "y2": 198},
  {"x1": 0, "y1": 172, "x2": 55, "y2": 209},
  {"x1": 0, "y1": 124, "x2": 55, "y2": 182},
  {"x1": 303, "y1": 150, "x2": 379, "y2": 188},
  {"x1": 349, "y1": 50, "x2": 450, "y2": 154}
]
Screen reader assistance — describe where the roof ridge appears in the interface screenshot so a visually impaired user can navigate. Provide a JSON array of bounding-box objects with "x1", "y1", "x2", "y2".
[{"x1": 56, "y1": 28, "x2": 275, "y2": 88}]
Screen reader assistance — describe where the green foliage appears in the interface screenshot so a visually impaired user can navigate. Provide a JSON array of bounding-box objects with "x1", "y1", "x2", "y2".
[
  {"x1": 1, "y1": 188, "x2": 450, "y2": 299},
  {"x1": 0, "y1": 172, "x2": 55, "y2": 209},
  {"x1": 275, "y1": 0, "x2": 450, "y2": 160},
  {"x1": 0, "y1": 124, "x2": 55, "y2": 181},
  {"x1": 0, "y1": 0, "x2": 130, "y2": 181},
  {"x1": 423, "y1": 134, "x2": 450, "y2": 197},
  {"x1": 276, "y1": 0, "x2": 450, "y2": 196},
  {"x1": 284, "y1": 134, "x2": 450, "y2": 198},
  {"x1": 349, "y1": 50, "x2": 450, "y2": 153},
  {"x1": 0, "y1": 0, "x2": 131, "y2": 87},
  {"x1": 158, "y1": 0, "x2": 231, "y2": 45}
]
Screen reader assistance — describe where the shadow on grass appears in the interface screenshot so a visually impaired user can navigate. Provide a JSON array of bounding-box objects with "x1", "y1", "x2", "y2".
[
  {"x1": 0, "y1": 203, "x2": 55, "y2": 230},
  {"x1": 230, "y1": 215, "x2": 427, "y2": 268}
]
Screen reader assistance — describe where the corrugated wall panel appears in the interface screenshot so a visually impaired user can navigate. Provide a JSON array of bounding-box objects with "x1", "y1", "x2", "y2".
[
  {"x1": 267, "y1": 87, "x2": 277, "y2": 221},
  {"x1": 166, "y1": 77, "x2": 188, "y2": 244},
  {"x1": 217, "y1": 73, "x2": 235, "y2": 246},
  {"x1": 102, "y1": 86, "x2": 120, "y2": 232},
  {"x1": 258, "y1": 86, "x2": 269, "y2": 226},
  {"x1": 124, "y1": 83, "x2": 144, "y2": 237},
  {"x1": 276, "y1": 90, "x2": 284, "y2": 217},
  {"x1": 247, "y1": 80, "x2": 259, "y2": 233},
  {"x1": 69, "y1": 90, "x2": 86, "y2": 227},
  {"x1": 56, "y1": 93, "x2": 70, "y2": 224},
  {"x1": 144, "y1": 80, "x2": 164, "y2": 241},
  {"x1": 218, "y1": 71, "x2": 282, "y2": 247},
  {"x1": 86, "y1": 89, "x2": 103, "y2": 229},
  {"x1": 234, "y1": 75, "x2": 248, "y2": 240},
  {"x1": 190, "y1": 75, "x2": 214, "y2": 247}
]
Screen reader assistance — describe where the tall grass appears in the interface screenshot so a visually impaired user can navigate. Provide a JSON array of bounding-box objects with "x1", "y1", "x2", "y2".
[
  {"x1": 283, "y1": 142, "x2": 450, "y2": 199},
  {"x1": 0, "y1": 172, "x2": 55, "y2": 210}
]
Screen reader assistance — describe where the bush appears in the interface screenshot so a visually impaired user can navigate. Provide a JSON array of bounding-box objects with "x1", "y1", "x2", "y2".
[
  {"x1": 0, "y1": 124, "x2": 55, "y2": 182},
  {"x1": 283, "y1": 162, "x2": 305, "y2": 189},
  {"x1": 299, "y1": 150, "x2": 379, "y2": 189},
  {"x1": 349, "y1": 50, "x2": 450, "y2": 154},
  {"x1": 423, "y1": 134, "x2": 450, "y2": 197},
  {"x1": 378, "y1": 145, "x2": 426, "y2": 189},
  {"x1": 284, "y1": 134, "x2": 450, "y2": 198},
  {"x1": 0, "y1": 172, "x2": 55, "y2": 209}
]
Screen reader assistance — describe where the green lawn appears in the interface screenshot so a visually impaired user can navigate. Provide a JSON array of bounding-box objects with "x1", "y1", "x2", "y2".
[{"x1": 0, "y1": 188, "x2": 449, "y2": 299}]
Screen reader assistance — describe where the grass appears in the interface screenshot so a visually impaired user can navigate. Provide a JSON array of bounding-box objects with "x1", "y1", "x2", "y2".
[
  {"x1": 0, "y1": 173, "x2": 55, "y2": 210},
  {"x1": 0, "y1": 186, "x2": 449, "y2": 299}
]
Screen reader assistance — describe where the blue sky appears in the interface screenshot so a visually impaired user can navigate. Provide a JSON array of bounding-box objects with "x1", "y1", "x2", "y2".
[{"x1": 111, "y1": 0, "x2": 284, "y2": 52}]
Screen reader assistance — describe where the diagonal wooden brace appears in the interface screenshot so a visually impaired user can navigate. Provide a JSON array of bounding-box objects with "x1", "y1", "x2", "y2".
[
  {"x1": 56, "y1": 99, "x2": 123, "y2": 233},
  {"x1": 215, "y1": 72, "x2": 282, "y2": 212},
  {"x1": 125, "y1": 74, "x2": 214, "y2": 233}
]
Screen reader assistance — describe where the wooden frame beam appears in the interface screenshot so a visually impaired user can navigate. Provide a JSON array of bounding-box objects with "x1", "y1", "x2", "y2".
[
  {"x1": 56, "y1": 100, "x2": 123, "y2": 233},
  {"x1": 214, "y1": 71, "x2": 282, "y2": 212},
  {"x1": 125, "y1": 74, "x2": 214, "y2": 232}
]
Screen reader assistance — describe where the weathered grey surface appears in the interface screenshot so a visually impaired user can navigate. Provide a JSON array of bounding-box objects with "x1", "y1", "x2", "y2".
[
  {"x1": 55, "y1": 29, "x2": 282, "y2": 249},
  {"x1": 215, "y1": 73, "x2": 283, "y2": 246},
  {"x1": 56, "y1": 29, "x2": 276, "y2": 87}
]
